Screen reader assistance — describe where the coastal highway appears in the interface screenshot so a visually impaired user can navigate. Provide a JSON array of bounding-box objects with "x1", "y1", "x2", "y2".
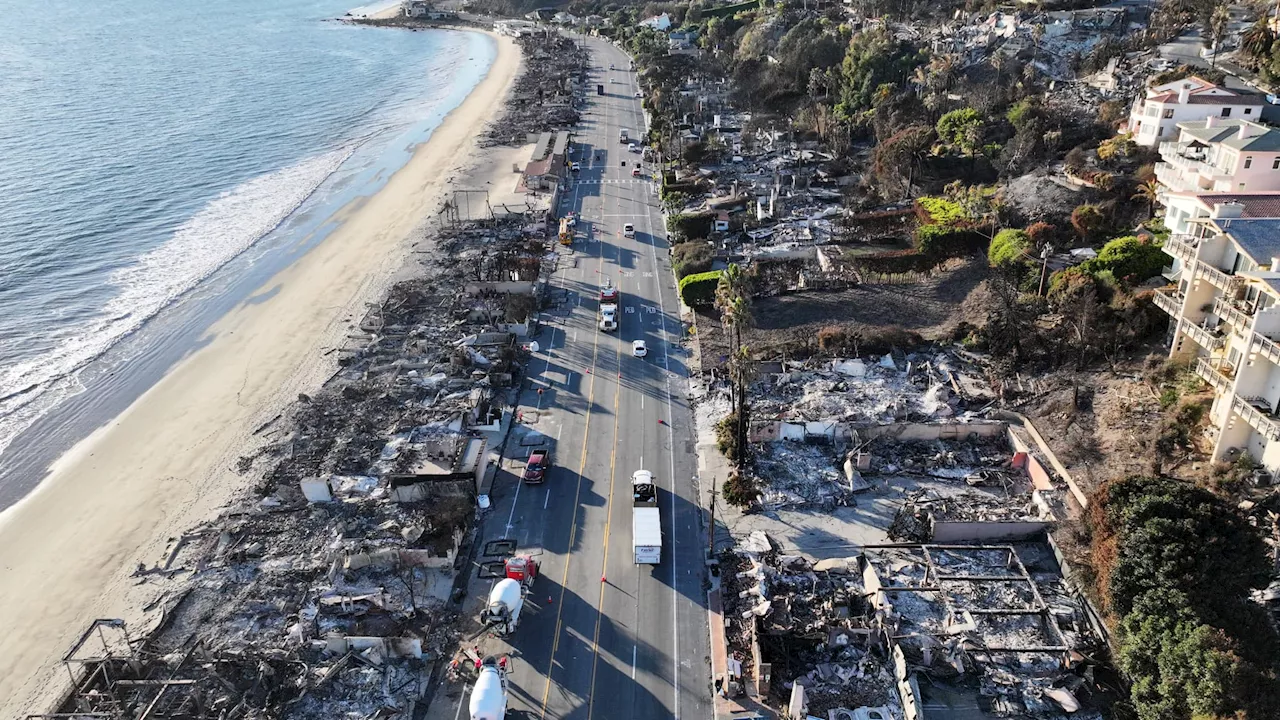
[{"x1": 475, "y1": 35, "x2": 712, "y2": 720}]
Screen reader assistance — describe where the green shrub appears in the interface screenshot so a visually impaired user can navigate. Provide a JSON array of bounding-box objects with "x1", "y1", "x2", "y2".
[
  {"x1": 722, "y1": 471, "x2": 759, "y2": 507},
  {"x1": 668, "y1": 212, "x2": 714, "y2": 240},
  {"x1": 679, "y1": 270, "x2": 722, "y2": 306},
  {"x1": 1089, "y1": 475, "x2": 1280, "y2": 718},
  {"x1": 1079, "y1": 235, "x2": 1165, "y2": 284},
  {"x1": 1070, "y1": 203, "x2": 1107, "y2": 241},
  {"x1": 672, "y1": 242, "x2": 715, "y2": 279},
  {"x1": 915, "y1": 223, "x2": 987, "y2": 257},
  {"x1": 716, "y1": 412, "x2": 740, "y2": 461},
  {"x1": 988, "y1": 228, "x2": 1031, "y2": 266},
  {"x1": 916, "y1": 196, "x2": 971, "y2": 226}
]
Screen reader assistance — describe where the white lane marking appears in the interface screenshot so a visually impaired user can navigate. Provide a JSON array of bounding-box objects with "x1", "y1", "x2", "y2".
[
  {"x1": 505, "y1": 467, "x2": 523, "y2": 536},
  {"x1": 454, "y1": 683, "x2": 469, "y2": 720},
  {"x1": 632, "y1": 645, "x2": 638, "y2": 680},
  {"x1": 643, "y1": 168, "x2": 683, "y2": 720}
]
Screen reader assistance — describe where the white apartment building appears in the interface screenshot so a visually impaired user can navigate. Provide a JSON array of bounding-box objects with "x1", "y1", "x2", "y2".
[
  {"x1": 1156, "y1": 205, "x2": 1280, "y2": 473},
  {"x1": 1128, "y1": 76, "x2": 1263, "y2": 147},
  {"x1": 1155, "y1": 118, "x2": 1280, "y2": 195}
]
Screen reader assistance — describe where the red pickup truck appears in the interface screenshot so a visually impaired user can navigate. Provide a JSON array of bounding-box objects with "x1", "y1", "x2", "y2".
[{"x1": 523, "y1": 450, "x2": 550, "y2": 484}]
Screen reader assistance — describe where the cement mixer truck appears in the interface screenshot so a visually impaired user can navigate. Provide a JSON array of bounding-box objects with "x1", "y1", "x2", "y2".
[
  {"x1": 480, "y1": 578, "x2": 524, "y2": 636},
  {"x1": 469, "y1": 656, "x2": 508, "y2": 720}
]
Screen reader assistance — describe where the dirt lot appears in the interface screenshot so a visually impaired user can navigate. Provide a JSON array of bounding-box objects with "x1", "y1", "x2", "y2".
[
  {"x1": 696, "y1": 258, "x2": 991, "y2": 366},
  {"x1": 1016, "y1": 348, "x2": 1218, "y2": 501}
]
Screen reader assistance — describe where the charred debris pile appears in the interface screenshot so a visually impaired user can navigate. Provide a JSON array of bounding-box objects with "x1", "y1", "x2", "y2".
[
  {"x1": 483, "y1": 33, "x2": 588, "y2": 147},
  {"x1": 722, "y1": 534, "x2": 1110, "y2": 719},
  {"x1": 35, "y1": 212, "x2": 555, "y2": 720}
]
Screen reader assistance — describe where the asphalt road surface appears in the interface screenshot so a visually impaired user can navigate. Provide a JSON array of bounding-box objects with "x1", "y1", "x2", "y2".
[{"x1": 478, "y1": 35, "x2": 712, "y2": 720}]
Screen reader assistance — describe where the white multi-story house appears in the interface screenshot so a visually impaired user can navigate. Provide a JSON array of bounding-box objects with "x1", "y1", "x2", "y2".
[
  {"x1": 638, "y1": 13, "x2": 672, "y2": 31},
  {"x1": 1163, "y1": 191, "x2": 1280, "y2": 237},
  {"x1": 1128, "y1": 76, "x2": 1264, "y2": 147},
  {"x1": 1155, "y1": 203, "x2": 1280, "y2": 473},
  {"x1": 1155, "y1": 118, "x2": 1280, "y2": 195}
]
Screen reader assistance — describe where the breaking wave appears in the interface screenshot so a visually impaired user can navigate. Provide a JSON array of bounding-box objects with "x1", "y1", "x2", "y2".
[{"x1": 0, "y1": 146, "x2": 354, "y2": 458}]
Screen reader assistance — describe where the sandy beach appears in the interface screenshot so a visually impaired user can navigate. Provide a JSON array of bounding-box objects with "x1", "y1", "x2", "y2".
[{"x1": 0, "y1": 29, "x2": 521, "y2": 717}]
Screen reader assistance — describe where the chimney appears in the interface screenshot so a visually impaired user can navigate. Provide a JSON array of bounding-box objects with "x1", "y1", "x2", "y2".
[
  {"x1": 1239, "y1": 122, "x2": 1262, "y2": 140},
  {"x1": 1205, "y1": 116, "x2": 1215, "y2": 129},
  {"x1": 1213, "y1": 202, "x2": 1245, "y2": 219},
  {"x1": 1178, "y1": 84, "x2": 1191, "y2": 104}
]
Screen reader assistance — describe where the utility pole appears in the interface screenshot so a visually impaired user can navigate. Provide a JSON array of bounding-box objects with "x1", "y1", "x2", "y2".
[
  {"x1": 1037, "y1": 245, "x2": 1053, "y2": 296},
  {"x1": 707, "y1": 479, "x2": 717, "y2": 559}
]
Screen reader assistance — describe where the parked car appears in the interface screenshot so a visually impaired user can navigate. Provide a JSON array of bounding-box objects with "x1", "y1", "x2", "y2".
[{"x1": 570, "y1": 162, "x2": 581, "y2": 172}]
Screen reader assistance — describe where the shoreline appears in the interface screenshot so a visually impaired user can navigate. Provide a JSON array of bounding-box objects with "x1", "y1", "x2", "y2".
[{"x1": 0, "y1": 28, "x2": 523, "y2": 717}]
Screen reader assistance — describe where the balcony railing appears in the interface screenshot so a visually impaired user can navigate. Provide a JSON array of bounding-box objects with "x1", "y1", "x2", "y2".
[
  {"x1": 1213, "y1": 296, "x2": 1255, "y2": 331},
  {"x1": 1195, "y1": 356, "x2": 1234, "y2": 392},
  {"x1": 1153, "y1": 288, "x2": 1184, "y2": 316},
  {"x1": 1196, "y1": 263, "x2": 1245, "y2": 292},
  {"x1": 1162, "y1": 265, "x2": 1181, "y2": 282},
  {"x1": 1164, "y1": 234, "x2": 1199, "y2": 263},
  {"x1": 1232, "y1": 395, "x2": 1280, "y2": 441},
  {"x1": 1154, "y1": 162, "x2": 1180, "y2": 186},
  {"x1": 1181, "y1": 319, "x2": 1227, "y2": 350},
  {"x1": 1251, "y1": 332, "x2": 1280, "y2": 366}
]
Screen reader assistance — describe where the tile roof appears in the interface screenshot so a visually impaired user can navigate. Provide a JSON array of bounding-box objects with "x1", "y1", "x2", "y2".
[
  {"x1": 1190, "y1": 193, "x2": 1280, "y2": 218},
  {"x1": 1216, "y1": 218, "x2": 1280, "y2": 264},
  {"x1": 1187, "y1": 94, "x2": 1264, "y2": 105}
]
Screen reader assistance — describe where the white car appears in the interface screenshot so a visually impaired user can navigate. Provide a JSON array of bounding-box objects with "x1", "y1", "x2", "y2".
[
  {"x1": 634, "y1": 91, "x2": 642, "y2": 98},
  {"x1": 632, "y1": 340, "x2": 648, "y2": 357},
  {"x1": 570, "y1": 162, "x2": 581, "y2": 172},
  {"x1": 623, "y1": 223, "x2": 635, "y2": 238}
]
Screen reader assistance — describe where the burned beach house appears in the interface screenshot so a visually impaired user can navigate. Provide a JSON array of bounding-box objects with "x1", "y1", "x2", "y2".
[
  {"x1": 703, "y1": 347, "x2": 1114, "y2": 718},
  {"x1": 723, "y1": 537, "x2": 1108, "y2": 720},
  {"x1": 27, "y1": 185, "x2": 558, "y2": 720}
]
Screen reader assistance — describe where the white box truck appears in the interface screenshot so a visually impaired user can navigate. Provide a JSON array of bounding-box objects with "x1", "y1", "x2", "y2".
[{"x1": 632, "y1": 469, "x2": 661, "y2": 564}]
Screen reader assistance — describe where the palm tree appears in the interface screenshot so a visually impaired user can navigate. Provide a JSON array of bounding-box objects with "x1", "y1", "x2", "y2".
[
  {"x1": 1132, "y1": 179, "x2": 1161, "y2": 219},
  {"x1": 1241, "y1": 18, "x2": 1276, "y2": 67},
  {"x1": 1208, "y1": 5, "x2": 1231, "y2": 68},
  {"x1": 715, "y1": 264, "x2": 753, "y2": 472}
]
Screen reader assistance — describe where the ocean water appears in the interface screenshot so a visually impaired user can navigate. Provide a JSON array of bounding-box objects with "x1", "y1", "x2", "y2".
[{"x1": 0, "y1": 0, "x2": 494, "y2": 488}]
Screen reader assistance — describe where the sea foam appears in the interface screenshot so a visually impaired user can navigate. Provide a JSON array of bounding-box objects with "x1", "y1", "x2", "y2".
[{"x1": 0, "y1": 146, "x2": 353, "y2": 457}]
